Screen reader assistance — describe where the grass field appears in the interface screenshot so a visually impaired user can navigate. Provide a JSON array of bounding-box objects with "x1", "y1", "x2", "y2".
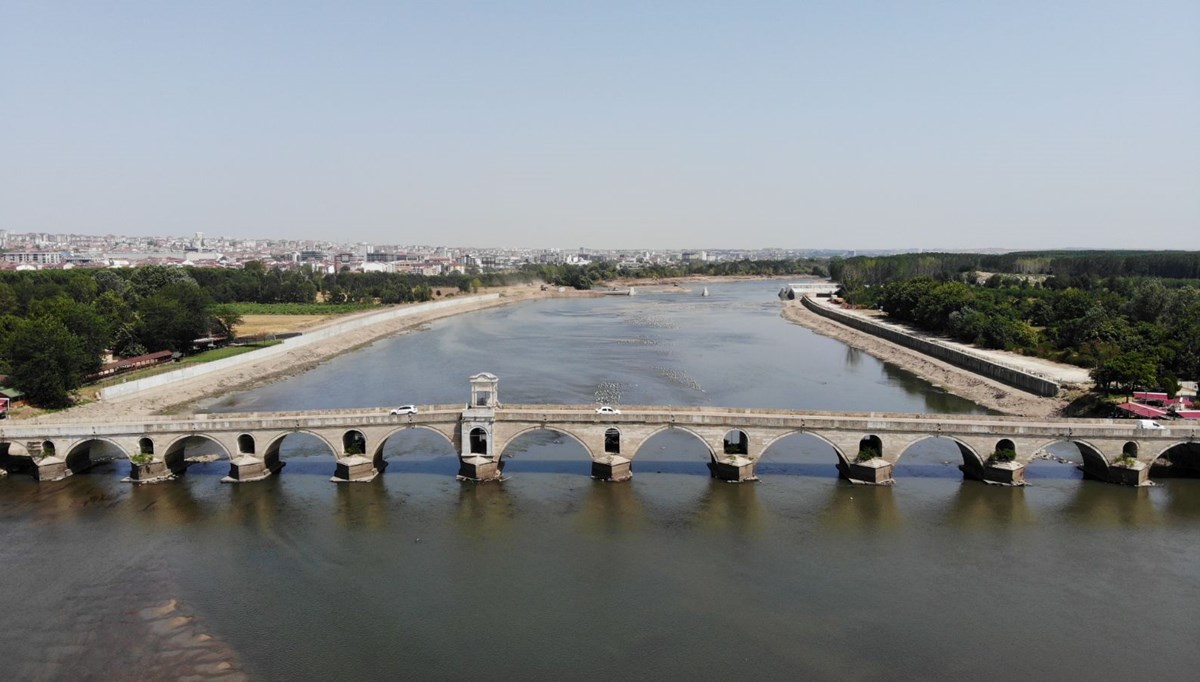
[{"x1": 236, "y1": 314, "x2": 332, "y2": 337}]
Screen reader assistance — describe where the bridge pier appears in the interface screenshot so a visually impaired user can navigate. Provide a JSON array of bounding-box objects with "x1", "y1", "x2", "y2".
[
  {"x1": 457, "y1": 455, "x2": 503, "y2": 482},
  {"x1": 591, "y1": 455, "x2": 632, "y2": 482},
  {"x1": 33, "y1": 457, "x2": 69, "y2": 482},
  {"x1": 222, "y1": 455, "x2": 284, "y2": 483},
  {"x1": 1101, "y1": 461, "x2": 1152, "y2": 487},
  {"x1": 332, "y1": 455, "x2": 380, "y2": 483},
  {"x1": 838, "y1": 458, "x2": 894, "y2": 485},
  {"x1": 960, "y1": 460, "x2": 1027, "y2": 486},
  {"x1": 126, "y1": 459, "x2": 175, "y2": 484},
  {"x1": 708, "y1": 455, "x2": 757, "y2": 483}
]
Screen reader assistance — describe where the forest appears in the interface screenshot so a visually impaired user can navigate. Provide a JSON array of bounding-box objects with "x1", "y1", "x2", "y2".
[{"x1": 831, "y1": 252, "x2": 1200, "y2": 396}]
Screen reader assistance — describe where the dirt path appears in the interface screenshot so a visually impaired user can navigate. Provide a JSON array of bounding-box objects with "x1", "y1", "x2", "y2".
[{"x1": 780, "y1": 300, "x2": 1080, "y2": 417}]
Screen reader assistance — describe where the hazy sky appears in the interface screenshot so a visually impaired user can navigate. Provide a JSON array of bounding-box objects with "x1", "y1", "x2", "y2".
[{"x1": 2, "y1": 1, "x2": 1198, "y2": 250}]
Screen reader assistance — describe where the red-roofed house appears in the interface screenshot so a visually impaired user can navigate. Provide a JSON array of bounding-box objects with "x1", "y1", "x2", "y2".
[{"x1": 1116, "y1": 402, "x2": 1168, "y2": 418}]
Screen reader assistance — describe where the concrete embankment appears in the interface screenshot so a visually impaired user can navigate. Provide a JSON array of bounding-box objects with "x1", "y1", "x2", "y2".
[
  {"x1": 801, "y1": 296, "x2": 1061, "y2": 397},
  {"x1": 100, "y1": 294, "x2": 502, "y2": 401}
]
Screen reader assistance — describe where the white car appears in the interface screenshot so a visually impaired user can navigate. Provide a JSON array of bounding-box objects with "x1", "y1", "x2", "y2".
[
  {"x1": 595, "y1": 406, "x2": 621, "y2": 415},
  {"x1": 1135, "y1": 419, "x2": 1164, "y2": 429},
  {"x1": 390, "y1": 405, "x2": 418, "y2": 415}
]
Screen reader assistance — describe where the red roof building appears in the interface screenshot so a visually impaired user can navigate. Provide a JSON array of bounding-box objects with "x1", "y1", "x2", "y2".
[{"x1": 1116, "y1": 402, "x2": 1168, "y2": 418}]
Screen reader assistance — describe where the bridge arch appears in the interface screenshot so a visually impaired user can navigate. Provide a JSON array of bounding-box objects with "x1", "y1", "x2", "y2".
[
  {"x1": 896, "y1": 435, "x2": 985, "y2": 464},
  {"x1": 761, "y1": 430, "x2": 851, "y2": 465},
  {"x1": 604, "y1": 428, "x2": 621, "y2": 455},
  {"x1": 371, "y1": 425, "x2": 460, "y2": 474},
  {"x1": 468, "y1": 426, "x2": 490, "y2": 455},
  {"x1": 262, "y1": 430, "x2": 339, "y2": 460},
  {"x1": 376, "y1": 425, "x2": 456, "y2": 453},
  {"x1": 1150, "y1": 441, "x2": 1200, "y2": 478},
  {"x1": 498, "y1": 426, "x2": 595, "y2": 461},
  {"x1": 858, "y1": 435, "x2": 883, "y2": 460},
  {"x1": 758, "y1": 430, "x2": 851, "y2": 477},
  {"x1": 631, "y1": 425, "x2": 716, "y2": 459},
  {"x1": 161, "y1": 434, "x2": 233, "y2": 475},
  {"x1": 1154, "y1": 441, "x2": 1197, "y2": 460},
  {"x1": 722, "y1": 429, "x2": 749, "y2": 456},
  {"x1": 342, "y1": 430, "x2": 366, "y2": 457},
  {"x1": 64, "y1": 437, "x2": 130, "y2": 475},
  {"x1": 237, "y1": 434, "x2": 256, "y2": 456},
  {"x1": 260, "y1": 430, "x2": 340, "y2": 475},
  {"x1": 1030, "y1": 438, "x2": 1110, "y2": 481}
]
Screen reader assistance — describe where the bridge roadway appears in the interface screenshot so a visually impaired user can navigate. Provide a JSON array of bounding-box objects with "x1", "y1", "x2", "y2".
[{"x1": 2, "y1": 397, "x2": 1195, "y2": 487}]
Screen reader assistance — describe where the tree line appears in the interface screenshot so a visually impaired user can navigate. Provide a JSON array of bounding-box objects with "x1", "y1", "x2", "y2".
[
  {"x1": 0, "y1": 258, "x2": 820, "y2": 407},
  {"x1": 830, "y1": 251, "x2": 1200, "y2": 288},
  {"x1": 834, "y1": 252, "x2": 1200, "y2": 397}
]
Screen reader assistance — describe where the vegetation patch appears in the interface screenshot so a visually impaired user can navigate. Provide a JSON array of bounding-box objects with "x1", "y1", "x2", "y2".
[
  {"x1": 988, "y1": 448, "x2": 1017, "y2": 464},
  {"x1": 224, "y1": 302, "x2": 374, "y2": 315}
]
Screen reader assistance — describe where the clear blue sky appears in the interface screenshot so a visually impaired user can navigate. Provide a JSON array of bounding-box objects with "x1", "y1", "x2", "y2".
[{"x1": 2, "y1": 1, "x2": 1197, "y2": 250}]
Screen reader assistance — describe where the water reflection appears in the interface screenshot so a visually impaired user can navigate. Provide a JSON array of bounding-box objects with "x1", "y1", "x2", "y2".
[
  {"x1": 693, "y1": 481, "x2": 765, "y2": 535},
  {"x1": 333, "y1": 479, "x2": 394, "y2": 530},
  {"x1": 1160, "y1": 481, "x2": 1200, "y2": 520},
  {"x1": 127, "y1": 477, "x2": 207, "y2": 526},
  {"x1": 844, "y1": 346, "x2": 863, "y2": 368},
  {"x1": 22, "y1": 462, "x2": 128, "y2": 524},
  {"x1": 576, "y1": 481, "x2": 646, "y2": 535},
  {"x1": 820, "y1": 484, "x2": 902, "y2": 530},
  {"x1": 947, "y1": 484, "x2": 1034, "y2": 528},
  {"x1": 880, "y1": 362, "x2": 996, "y2": 415},
  {"x1": 227, "y1": 478, "x2": 284, "y2": 530},
  {"x1": 455, "y1": 482, "x2": 515, "y2": 538},
  {"x1": 1060, "y1": 483, "x2": 1160, "y2": 527}
]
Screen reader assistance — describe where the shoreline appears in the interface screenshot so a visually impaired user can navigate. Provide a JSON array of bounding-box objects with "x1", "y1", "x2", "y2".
[
  {"x1": 37, "y1": 289, "x2": 551, "y2": 422},
  {"x1": 779, "y1": 300, "x2": 1078, "y2": 417},
  {"x1": 20, "y1": 276, "x2": 1070, "y2": 422}
]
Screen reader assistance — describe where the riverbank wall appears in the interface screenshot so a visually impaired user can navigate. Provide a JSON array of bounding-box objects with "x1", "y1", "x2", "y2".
[
  {"x1": 100, "y1": 294, "x2": 502, "y2": 401},
  {"x1": 800, "y1": 296, "x2": 1061, "y2": 397}
]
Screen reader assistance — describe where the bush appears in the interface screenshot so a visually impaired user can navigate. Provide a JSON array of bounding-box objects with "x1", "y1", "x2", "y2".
[
  {"x1": 855, "y1": 446, "x2": 881, "y2": 463},
  {"x1": 988, "y1": 448, "x2": 1017, "y2": 464}
]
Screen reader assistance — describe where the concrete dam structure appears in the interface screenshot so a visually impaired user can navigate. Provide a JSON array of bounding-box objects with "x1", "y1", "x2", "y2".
[{"x1": 2, "y1": 374, "x2": 1194, "y2": 488}]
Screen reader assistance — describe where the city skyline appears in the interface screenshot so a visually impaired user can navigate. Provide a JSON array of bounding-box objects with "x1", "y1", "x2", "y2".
[{"x1": 3, "y1": 1, "x2": 1198, "y2": 250}]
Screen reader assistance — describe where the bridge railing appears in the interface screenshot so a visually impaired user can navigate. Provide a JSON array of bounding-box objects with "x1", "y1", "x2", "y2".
[
  {"x1": 16, "y1": 404, "x2": 468, "y2": 428},
  {"x1": 498, "y1": 404, "x2": 1124, "y2": 425}
]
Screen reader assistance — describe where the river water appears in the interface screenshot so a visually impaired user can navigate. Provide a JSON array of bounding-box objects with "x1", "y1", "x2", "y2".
[{"x1": 3, "y1": 281, "x2": 1200, "y2": 680}]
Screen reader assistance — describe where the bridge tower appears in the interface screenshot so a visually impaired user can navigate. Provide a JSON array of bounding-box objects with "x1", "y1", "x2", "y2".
[{"x1": 458, "y1": 373, "x2": 502, "y2": 481}]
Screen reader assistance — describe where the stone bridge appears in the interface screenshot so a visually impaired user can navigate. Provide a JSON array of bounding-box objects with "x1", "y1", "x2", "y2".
[{"x1": 1, "y1": 374, "x2": 1196, "y2": 488}]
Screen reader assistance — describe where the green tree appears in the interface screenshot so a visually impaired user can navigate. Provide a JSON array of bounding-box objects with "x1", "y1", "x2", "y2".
[
  {"x1": 211, "y1": 304, "x2": 244, "y2": 339},
  {"x1": 29, "y1": 297, "x2": 111, "y2": 375},
  {"x1": 1091, "y1": 351, "x2": 1158, "y2": 394},
  {"x1": 135, "y1": 282, "x2": 212, "y2": 351},
  {"x1": 0, "y1": 316, "x2": 91, "y2": 408}
]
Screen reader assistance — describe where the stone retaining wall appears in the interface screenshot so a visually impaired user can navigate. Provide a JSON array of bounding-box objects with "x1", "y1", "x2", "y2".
[
  {"x1": 100, "y1": 294, "x2": 501, "y2": 400},
  {"x1": 801, "y1": 296, "x2": 1060, "y2": 397}
]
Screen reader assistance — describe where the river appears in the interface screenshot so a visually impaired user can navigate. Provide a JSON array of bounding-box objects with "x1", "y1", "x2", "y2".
[{"x1": 2, "y1": 280, "x2": 1199, "y2": 680}]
